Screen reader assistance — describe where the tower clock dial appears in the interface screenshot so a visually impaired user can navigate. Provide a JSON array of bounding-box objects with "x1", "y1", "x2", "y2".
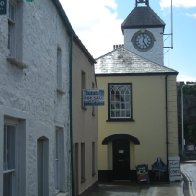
[{"x1": 132, "y1": 30, "x2": 155, "y2": 52}]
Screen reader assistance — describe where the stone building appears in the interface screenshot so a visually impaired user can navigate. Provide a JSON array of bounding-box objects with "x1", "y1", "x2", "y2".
[{"x1": 0, "y1": 0, "x2": 97, "y2": 195}]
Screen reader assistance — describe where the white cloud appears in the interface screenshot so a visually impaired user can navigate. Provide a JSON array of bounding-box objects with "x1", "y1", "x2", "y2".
[
  {"x1": 186, "y1": 13, "x2": 196, "y2": 19},
  {"x1": 160, "y1": 0, "x2": 196, "y2": 9},
  {"x1": 177, "y1": 74, "x2": 196, "y2": 82},
  {"x1": 60, "y1": 0, "x2": 123, "y2": 58}
]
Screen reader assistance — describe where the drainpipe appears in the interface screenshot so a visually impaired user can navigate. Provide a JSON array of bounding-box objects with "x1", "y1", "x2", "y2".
[
  {"x1": 165, "y1": 74, "x2": 169, "y2": 179},
  {"x1": 69, "y1": 33, "x2": 74, "y2": 196}
]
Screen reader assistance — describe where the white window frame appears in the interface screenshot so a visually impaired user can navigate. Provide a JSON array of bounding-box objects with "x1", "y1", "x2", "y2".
[
  {"x1": 108, "y1": 83, "x2": 132, "y2": 120},
  {"x1": 3, "y1": 121, "x2": 17, "y2": 196},
  {"x1": 3, "y1": 117, "x2": 26, "y2": 196}
]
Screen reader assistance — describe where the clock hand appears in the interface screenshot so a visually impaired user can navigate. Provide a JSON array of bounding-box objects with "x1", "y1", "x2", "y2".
[{"x1": 142, "y1": 34, "x2": 148, "y2": 47}]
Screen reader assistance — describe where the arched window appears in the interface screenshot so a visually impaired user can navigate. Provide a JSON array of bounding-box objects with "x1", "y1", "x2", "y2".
[{"x1": 108, "y1": 83, "x2": 132, "y2": 120}]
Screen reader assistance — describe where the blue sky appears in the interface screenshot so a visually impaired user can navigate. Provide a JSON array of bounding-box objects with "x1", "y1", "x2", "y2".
[{"x1": 60, "y1": 0, "x2": 196, "y2": 82}]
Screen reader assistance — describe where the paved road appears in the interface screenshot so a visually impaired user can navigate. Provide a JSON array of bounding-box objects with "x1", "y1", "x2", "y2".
[
  {"x1": 181, "y1": 161, "x2": 196, "y2": 196},
  {"x1": 89, "y1": 181, "x2": 183, "y2": 196}
]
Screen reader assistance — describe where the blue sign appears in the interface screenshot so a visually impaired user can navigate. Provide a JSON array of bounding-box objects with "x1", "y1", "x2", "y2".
[
  {"x1": 83, "y1": 89, "x2": 104, "y2": 106},
  {"x1": 0, "y1": 0, "x2": 6, "y2": 15}
]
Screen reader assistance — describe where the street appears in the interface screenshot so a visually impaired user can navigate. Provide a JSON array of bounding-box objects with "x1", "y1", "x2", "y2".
[
  {"x1": 181, "y1": 161, "x2": 196, "y2": 196},
  {"x1": 89, "y1": 181, "x2": 183, "y2": 195}
]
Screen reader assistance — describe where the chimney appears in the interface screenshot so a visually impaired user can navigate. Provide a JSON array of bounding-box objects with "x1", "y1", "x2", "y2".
[{"x1": 113, "y1": 44, "x2": 124, "y2": 50}]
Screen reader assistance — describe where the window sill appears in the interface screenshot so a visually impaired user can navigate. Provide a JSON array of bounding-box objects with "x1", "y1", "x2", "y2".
[
  {"x1": 57, "y1": 88, "x2": 65, "y2": 95},
  {"x1": 107, "y1": 118, "x2": 135, "y2": 122},
  {"x1": 56, "y1": 192, "x2": 67, "y2": 196},
  {"x1": 7, "y1": 57, "x2": 28, "y2": 69}
]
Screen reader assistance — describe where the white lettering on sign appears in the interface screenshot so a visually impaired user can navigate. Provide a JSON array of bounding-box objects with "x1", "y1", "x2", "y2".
[{"x1": 83, "y1": 89, "x2": 104, "y2": 106}]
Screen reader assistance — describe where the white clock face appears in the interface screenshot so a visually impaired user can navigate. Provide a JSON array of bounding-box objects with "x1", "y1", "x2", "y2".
[{"x1": 132, "y1": 30, "x2": 155, "y2": 52}]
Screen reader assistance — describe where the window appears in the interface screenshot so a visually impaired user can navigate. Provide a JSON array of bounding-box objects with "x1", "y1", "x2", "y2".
[
  {"x1": 7, "y1": 0, "x2": 26, "y2": 68},
  {"x1": 81, "y1": 143, "x2": 85, "y2": 183},
  {"x1": 57, "y1": 47, "x2": 62, "y2": 91},
  {"x1": 108, "y1": 83, "x2": 132, "y2": 120},
  {"x1": 92, "y1": 82, "x2": 95, "y2": 116},
  {"x1": 92, "y1": 142, "x2": 96, "y2": 176},
  {"x1": 7, "y1": 0, "x2": 23, "y2": 59},
  {"x1": 3, "y1": 118, "x2": 26, "y2": 196},
  {"x1": 81, "y1": 71, "x2": 86, "y2": 90},
  {"x1": 81, "y1": 71, "x2": 86, "y2": 109},
  {"x1": 8, "y1": 0, "x2": 16, "y2": 57},
  {"x1": 55, "y1": 127, "x2": 65, "y2": 193},
  {"x1": 3, "y1": 124, "x2": 16, "y2": 196}
]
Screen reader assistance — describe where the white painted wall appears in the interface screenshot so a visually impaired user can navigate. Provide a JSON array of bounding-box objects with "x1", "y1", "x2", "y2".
[
  {"x1": 0, "y1": 0, "x2": 71, "y2": 195},
  {"x1": 123, "y1": 27, "x2": 164, "y2": 65}
]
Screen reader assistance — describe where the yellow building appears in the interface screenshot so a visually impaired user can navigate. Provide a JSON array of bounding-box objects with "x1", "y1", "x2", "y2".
[
  {"x1": 95, "y1": 0, "x2": 179, "y2": 182},
  {"x1": 72, "y1": 38, "x2": 98, "y2": 195}
]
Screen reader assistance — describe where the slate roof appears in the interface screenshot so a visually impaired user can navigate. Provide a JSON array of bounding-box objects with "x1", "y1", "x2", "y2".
[
  {"x1": 121, "y1": 6, "x2": 165, "y2": 32},
  {"x1": 95, "y1": 47, "x2": 178, "y2": 75}
]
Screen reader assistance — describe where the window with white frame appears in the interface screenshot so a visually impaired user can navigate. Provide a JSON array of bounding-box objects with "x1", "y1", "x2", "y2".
[
  {"x1": 108, "y1": 83, "x2": 132, "y2": 120},
  {"x1": 3, "y1": 118, "x2": 26, "y2": 196},
  {"x1": 55, "y1": 127, "x2": 65, "y2": 193},
  {"x1": 3, "y1": 124, "x2": 16, "y2": 196}
]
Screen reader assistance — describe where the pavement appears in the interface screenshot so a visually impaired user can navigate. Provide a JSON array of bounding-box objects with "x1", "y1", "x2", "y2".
[{"x1": 89, "y1": 181, "x2": 184, "y2": 196}]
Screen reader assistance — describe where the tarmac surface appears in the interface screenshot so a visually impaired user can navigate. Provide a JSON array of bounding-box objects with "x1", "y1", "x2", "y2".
[{"x1": 89, "y1": 181, "x2": 184, "y2": 196}]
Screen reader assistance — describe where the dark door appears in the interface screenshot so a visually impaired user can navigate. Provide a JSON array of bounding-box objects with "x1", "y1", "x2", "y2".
[
  {"x1": 37, "y1": 137, "x2": 49, "y2": 196},
  {"x1": 113, "y1": 140, "x2": 130, "y2": 180}
]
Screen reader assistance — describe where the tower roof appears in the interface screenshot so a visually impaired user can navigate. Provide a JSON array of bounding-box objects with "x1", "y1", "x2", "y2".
[{"x1": 121, "y1": 6, "x2": 165, "y2": 32}]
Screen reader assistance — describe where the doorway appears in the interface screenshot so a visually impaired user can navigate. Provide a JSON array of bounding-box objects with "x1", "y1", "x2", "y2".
[
  {"x1": 112, "y1": 140, "x2": 130, "y2": 180},
  {"x1": 37, "y1": 137, "x2": 49, "y2": 196}
]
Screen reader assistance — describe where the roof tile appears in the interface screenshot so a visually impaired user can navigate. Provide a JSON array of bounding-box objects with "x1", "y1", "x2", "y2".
[{"x1": 95, "y1": 47, "x2": 178, "y2": 75}]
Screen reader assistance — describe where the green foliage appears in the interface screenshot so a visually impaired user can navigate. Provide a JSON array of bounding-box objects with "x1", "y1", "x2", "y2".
[{"x1": 183, "y1": 86, "x2": 196, "y2": 96}]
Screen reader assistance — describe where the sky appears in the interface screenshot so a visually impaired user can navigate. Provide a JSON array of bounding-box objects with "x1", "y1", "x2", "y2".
[{"x1": 59, "y1": 0, "x2": 196, "y2": 82}]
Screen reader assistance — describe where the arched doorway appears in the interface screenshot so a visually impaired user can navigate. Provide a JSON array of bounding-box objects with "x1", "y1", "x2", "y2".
[{"x1": 102, "y1": 134, "x2": 140, "y2": 180}]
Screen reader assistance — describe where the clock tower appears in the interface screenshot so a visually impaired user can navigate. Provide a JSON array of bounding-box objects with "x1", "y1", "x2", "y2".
[{"x1": 121, "y1": 0, "x2": 165, "y2": 65}]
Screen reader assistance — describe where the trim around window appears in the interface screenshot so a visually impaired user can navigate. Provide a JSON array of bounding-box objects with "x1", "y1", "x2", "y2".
[{"x1": 108, "y1": 83, "x2": 133, "y2": 121}]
